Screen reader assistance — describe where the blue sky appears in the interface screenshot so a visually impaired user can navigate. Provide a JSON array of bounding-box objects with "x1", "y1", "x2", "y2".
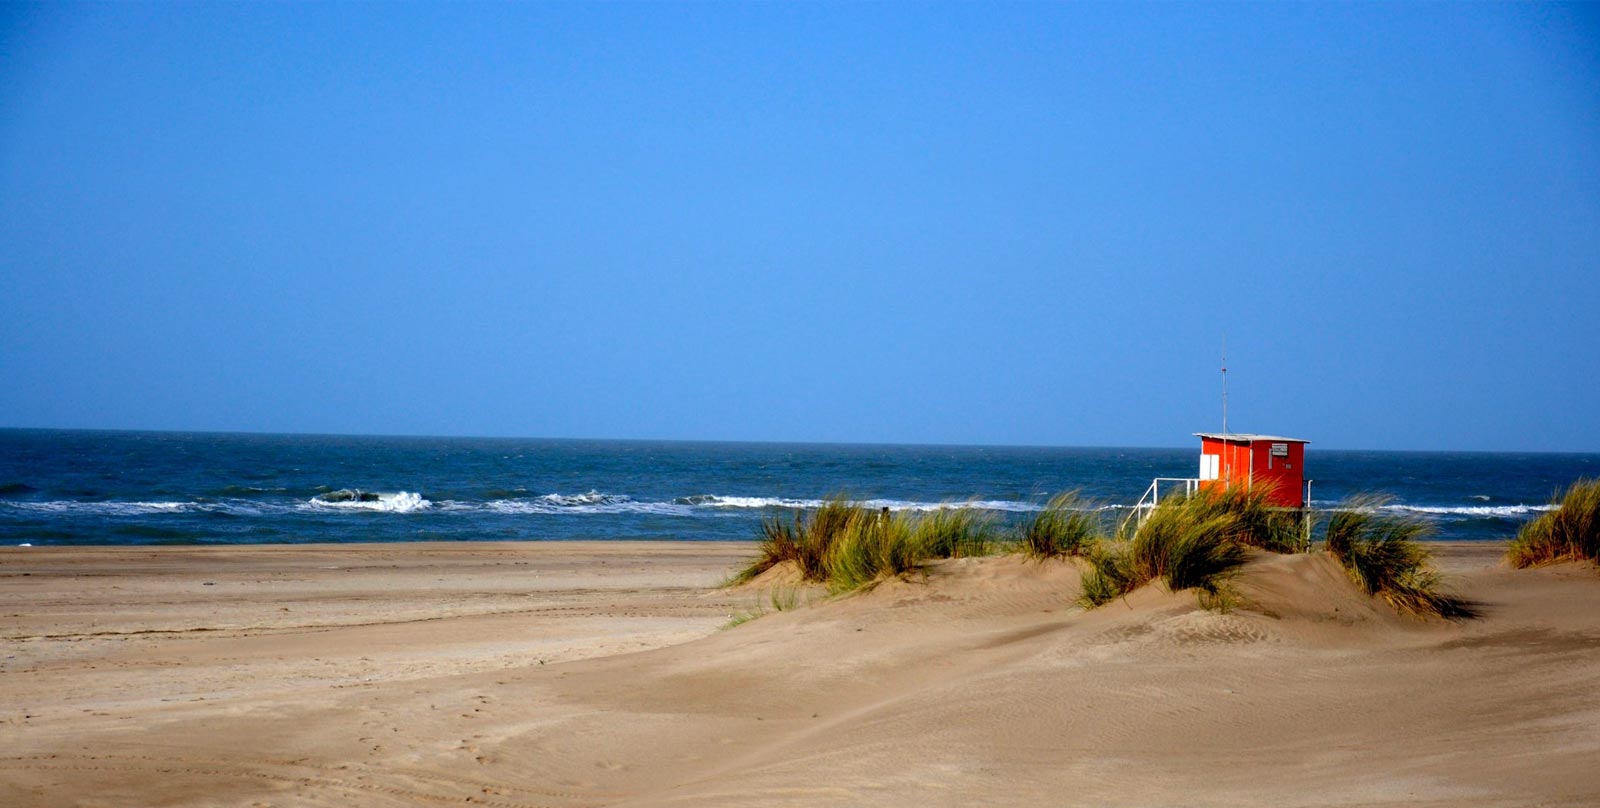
[{"x1": 2, "y1": 2, "x2": 1596, "y2": 451}]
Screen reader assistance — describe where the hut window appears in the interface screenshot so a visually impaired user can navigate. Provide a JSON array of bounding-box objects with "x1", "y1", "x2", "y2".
[{"x1": 1200, "y1": 454, "x2": 1220, "y2": 481}]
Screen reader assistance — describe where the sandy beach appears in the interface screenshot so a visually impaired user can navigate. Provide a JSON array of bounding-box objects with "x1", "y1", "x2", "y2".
[{"x1": 3, "y1": 540, "x2": 1598, "y2": 807}]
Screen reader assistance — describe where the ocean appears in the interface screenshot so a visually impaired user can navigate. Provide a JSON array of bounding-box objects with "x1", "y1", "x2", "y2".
[{"x1": 1, "y1": 429, "x2": 1594, "y2": 546}]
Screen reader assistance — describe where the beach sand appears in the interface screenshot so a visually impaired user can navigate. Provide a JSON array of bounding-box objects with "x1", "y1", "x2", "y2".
[{"x1": 2, "y1": 541, "x2": 1597, "y2": 806}]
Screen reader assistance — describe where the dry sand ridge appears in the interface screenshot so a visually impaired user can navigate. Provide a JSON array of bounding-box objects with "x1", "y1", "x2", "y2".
[{"x1": 3, "y1": 541, "x2": 1598, "y2": 806}]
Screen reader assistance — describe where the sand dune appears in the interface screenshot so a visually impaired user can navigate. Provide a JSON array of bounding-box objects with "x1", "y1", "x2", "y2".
[{"x1": 3, "y1": 542, "x2": 1598, "y2": 806}]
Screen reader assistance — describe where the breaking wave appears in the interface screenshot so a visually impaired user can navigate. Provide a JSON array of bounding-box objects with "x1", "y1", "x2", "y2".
[
  {"x1": 0, "y1": 491, "x2": 1066, "y2": 520},
  {"x1": 455, "y1": 492, "x2": 1049, "y2": 516},
  {"x1": 536, "y1": 491, "x2": 633, "y2": 508},
  {"x1": 1382, "y1": 503, "x2": 1556, "y2": 518},
  {"x1": 461, "y1": 490, "x2": 686, "y2": 516},
  {"x1": 440, "y1": 492, "x2": 1054, "y2": 516},
  {"x1": 306, "y1": 490, "x2": 431, "y2": 513},
  {"x1": 478, "y1": 494, "x2": 696, "y2": 517},
  {"x1": 670, "y1": 494, "x2": 1046, "y2": 513}
]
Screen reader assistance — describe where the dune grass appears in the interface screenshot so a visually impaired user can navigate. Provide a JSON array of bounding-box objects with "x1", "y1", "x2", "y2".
[
  {"x1": 734, "y1": 485, "x2": 1302, "y2": 609},
  {"x1": 731, "y1": 485, "x2": 1480, "y2": 619},
  {"x1": 824, "y1": 509, "x2": 922, "y2": 592},
  {"x1": 1078, "y1": 485, "x2": 1312, "y2": 609},
  {"x1": 826, "y1": 505, "x2": 1005, "y2": 592},
  {"x1": 1017, "y1": 492, "x2": 1101, "y2": 560},
  {"x1": 1077, "y1": 543, "x2": 1138, "y2": 607},
  {"x1": 913, "y1": 506, "x2": 1000, "y2": 559},
  {"x1": 1185, "y1": 482, "x2": 1309, "y2": 553},
  {"x1": 1324, "y1": 497, "x2": 1471, "y2": 618},
  {"x1": 1506, "y1": 479, "x2": 1600, "y2": 568},
  {"x1": 733, "y1": 497, "x2": 1001, "y2": 593},
  {"x1": 731, "y1": 496, "x2": 864, "y2": 585},
  {"x1": 1079, "y1": 492, "x2": 1250, "y2": 609}
]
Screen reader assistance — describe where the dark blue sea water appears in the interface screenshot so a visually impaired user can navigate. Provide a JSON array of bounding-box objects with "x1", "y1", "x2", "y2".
[{"x1": 1, "y1": 429, "x2": 1594, "y2": 545}]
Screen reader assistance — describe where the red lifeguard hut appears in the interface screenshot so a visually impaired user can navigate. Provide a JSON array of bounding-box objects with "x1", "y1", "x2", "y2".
[
  {"x1": 1195, "y1": 433, "x2": 1310, "y2": 508},
  {"x1": 1126, "y1": 348, "x2": 1314, "y2": 527}
]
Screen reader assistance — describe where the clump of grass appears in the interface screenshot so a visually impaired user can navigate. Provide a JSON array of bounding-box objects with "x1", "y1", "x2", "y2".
[
  {"x1": 1133, "y1": 511, "x2": 1248, "y2": 594},
  {"x1": 914, "y1": 506, "x2": 999, "y2": 559},
  {"x1": 730, "y1": 496, "x2": 867, "y2": 584},
  {"x1": 1187, "y1": 482, "x2": 1307, "y2": 553},
  {"x1": 826, "y1": 505, "x2": 1003, "y2": 592},
  {"x1": 1078, "y1": 544, "x2": 1138, "y2": 607},
  {"x1": 801, "y1": 498, "x2": 863, "y2": 577},
  {"x1": 824, "y1": 509, "x2": 921, "y2": 592},
  {"x1": 1018, "y1": 492, "x2": 1101, "y2": 559},
  {"x1": 1324, "y1": 497, "x2": 1472, "y2": 618},
  {"x1": 1078, "y1": 493, "x2": 1249, "y2": 609},
  {"x1": 733, "y1": 497, "x2": 1005, "y2": 593},
  {"x1": 728, "y1": 514, "x2": 798, "y2": 585},
  {"x1": 1506, "y1": 479, "x2": 1600, "y2": 568}
]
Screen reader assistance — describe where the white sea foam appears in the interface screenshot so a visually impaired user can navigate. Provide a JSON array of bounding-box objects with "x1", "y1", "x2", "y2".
[
  {"x1": 304, "y1": 491, "x2": 431, "y2": 513},
  {"x1": 677, "y1": 495, "x2": 826, "y2": 510},
  {"x1": 537, "y1": 491, "x2": 632, "y2": 507},
  {"x1": 1, "y1": 493, "x2": 1048, "y2": 520},
  {"x1": 46, "y1": 492, "x2": 1538, "y2": 523},
  {"x1": 446, "y1": 491, "x2": 1052, "y2": 517},
  {"x1": 2, "y1": 500, "x2": 212, "y2": 516},
  {"x1": 482, "y1": 494, "x2": 696, "y2": 517},
  {"x1": 1382, "y1": 503, "x2": 1556, "y2": 518},
  {"x1": 673, "y1": 494, "x2": 1047, "y2": 513},
  {"x1": 862, "y1": 498, "x2": 1045, "y2": 513}
]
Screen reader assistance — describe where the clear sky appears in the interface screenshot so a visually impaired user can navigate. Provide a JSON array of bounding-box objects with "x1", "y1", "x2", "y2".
[{"x1": 1, "y1": 2, "x2": 1596, "y2": 452}]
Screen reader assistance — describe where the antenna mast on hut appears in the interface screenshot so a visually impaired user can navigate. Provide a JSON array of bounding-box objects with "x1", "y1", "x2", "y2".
[{"x1": 1220, "y1": 336, "x2": 1229, "y2": 437}]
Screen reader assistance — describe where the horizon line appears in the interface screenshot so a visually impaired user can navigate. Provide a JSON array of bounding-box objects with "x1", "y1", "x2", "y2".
[{"x1": 1, "y1": 425, "x2": 1595, "y2": 457}]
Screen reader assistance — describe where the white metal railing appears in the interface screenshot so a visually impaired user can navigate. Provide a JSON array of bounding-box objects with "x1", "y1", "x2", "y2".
[
  {"x1": 1120, "y1": 476, "x2": 1320, "y2": 548},
  {"x1": 1124, "y1": 477, "x2": 1203, "y2": 533}
]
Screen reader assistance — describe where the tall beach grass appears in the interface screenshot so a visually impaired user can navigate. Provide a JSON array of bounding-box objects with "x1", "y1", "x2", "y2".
[
  {"x1": 1506, "y1": 479, "x2": 1600, "y2": 568},
  {"x1": 735, "y1": 484, "x2": 1476, "y2": 619},
  {"x1": 732, "y1": 496, "x2": 862, "y2": 584},
  {"x1": 1079, "y1": 491, "x2": 1252, "y2": 609},
  {"x1": 1324, "y1": 497, "x2": 1471, "y2": 618},
  {"x1": 733, "y1": 497, "x2": 1001, "y2": 593},
  {"x1": 1184, "y1": 482, "x2": 1308, "y2": 554},
  {"x1": 1017, "y1": 492, "x2": 1101, "y2": 560}
]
